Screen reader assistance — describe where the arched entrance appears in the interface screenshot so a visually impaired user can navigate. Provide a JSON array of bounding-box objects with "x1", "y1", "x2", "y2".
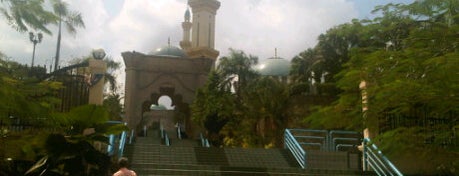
[
  {"x1": 122, "y1": 51, "x2": 215, "y2": 138},
  {"x1": 140, "y1": 86, "x2": 189, "y2": 134}
]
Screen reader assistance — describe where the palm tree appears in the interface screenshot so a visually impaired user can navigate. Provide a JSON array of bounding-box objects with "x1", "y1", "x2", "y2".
[
  {"x1": 51, "y1": 0, "x2": 85, "y2": 71},
  {"x1": 0, "y1": 0, "x2": 57, "y2": 34},
  {"x1": 217, "y1": 48, "x2": 258, "y2": 98}
]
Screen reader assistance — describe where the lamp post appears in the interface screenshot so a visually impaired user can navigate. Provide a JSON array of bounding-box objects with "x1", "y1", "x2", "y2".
[{"x1": 29, "y1": 32, "x2": 43, "y2": 67}]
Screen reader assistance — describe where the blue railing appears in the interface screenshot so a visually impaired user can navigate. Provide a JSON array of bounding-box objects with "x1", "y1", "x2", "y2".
[
  {"x1": 329, "y1": 130, "x2": 360, "y2": 151},
  {"x1": 363, "y1": 138, "x2": 403, "y2": 176},
  {"x1": 129, "y1": 129, "x2": 135, "y2": 144},
  {"x1": 106, "y1": 121, "x2": 128, "y2": 157},
  {"x1": 200, "y1": 133, "x2": 210, "y2": 147},
  {"x1": 118, "y1": 130, "x2": 127, "y2": 157},
  {"x1": 285, "y1": 129, "x2": 363, "y2": 169},
  {"x1": 284, "y1": 129, "x2": 306, "y2": 168},
  {"x1": 160, "y1": 125, "x2": 170, "y2": 146}
]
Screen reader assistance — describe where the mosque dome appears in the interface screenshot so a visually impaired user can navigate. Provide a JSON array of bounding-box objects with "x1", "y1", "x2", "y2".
[
  {"x1": 149, "y1": 45, "x2": 187, "y2": 58},
  {"x1": 253, "y1": 57, "x2": 290, "y2": 76}
]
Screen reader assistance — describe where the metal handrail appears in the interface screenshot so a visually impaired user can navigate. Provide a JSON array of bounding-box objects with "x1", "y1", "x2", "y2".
[
  {"x1": 106, "y1": 130, "x2": 128, "y2": 157},
  {"x1": 177, "y1": 124, "x2": 182, "y2": 139},
  {"x1": 107, "y1": 134, "x2": 116, "y2": 155},
  {"x1": 363, "y1": 138, "x2": 403, "y2": 176},
  {"x1": 118, "y1": 130, "x2": 127, "y2": 157},
  {"x1": 129, "y1": 129, "x2": 135, "y2": 144},
  {"x1": 284, "y1": 129, "x2": 306, "y2": 168},
  {"x1": 200, "y1": 133, "x2": 210, "y2": 147},
  {"x1": 290, "y1": 129, "x2": 329, "y2": 150},
  {"x1": 329, "y1": 130, "x2": 360, "y2": 151},
  {"x1": 164, "y1": 133, "x2": 170, "y2": 146},
  {"x1": 159, "y1": 125, "x2": 170, "y2": 146}
]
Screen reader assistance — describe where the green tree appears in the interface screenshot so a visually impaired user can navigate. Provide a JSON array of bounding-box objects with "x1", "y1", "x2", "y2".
[
  {"x1": 241, "y1": 77, "x2": 290, "y2": 147},
  {"x1": 51, "y1": 0, "x2": 85, "y2": 71},
  {"x1": 304, "y1": 1, "x2": 459, "y2": 174},
  {"x1": 103, "y1": 93, "x2": 123, "y2": 121},
  {"x1": 290, "y1": 48, "x2": 320, "y2": 84},
  {"x1": 192, "y1": 49, "x2": 261, "y2": 147},
  {"x1": 191, "y1": 70, "x2": 235, "y2": 146},
  {"x1": 0, "y1": 58, "x2": 61, "y2": 120},
  {"x1": 0, "y1": 0, "x2": 57, "y2": 34},
  {"x1": 217, "y1": 48, "x2": 258, "y2": 99},
  {"x1": 192, "y1": 49, "x2": 294, "y2": 148}
]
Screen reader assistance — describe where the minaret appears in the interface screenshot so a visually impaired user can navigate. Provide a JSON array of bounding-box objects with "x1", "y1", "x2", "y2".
[
  {"x1": 179, "y1": 8, "x2": 192, "y2": 50},
  {"x1": 187, "y1": 0, "x2": 220, "y2": 60}
]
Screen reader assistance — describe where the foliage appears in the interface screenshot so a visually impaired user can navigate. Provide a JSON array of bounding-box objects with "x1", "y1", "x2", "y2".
[
  {"x1": 192, "y1": 49, "x2": 294, "y2": 148},
  {"x1": 50, "y1": 0, "x2": 85, "y2": 36},
  {"x1": 1, "y1": 57, "x2": 125, "y2": 175},
  {"x1": 374, "y1": 127, "x2": 459, "y2": 175},
  {"x1": 103, "y1": 93, "x2": 123, "y2": 121},
  {"x1": 0, "y1": 0, "x2": 57, "y2": 34},
  {"x1": 299, "y1": 0, "x2": 459, "y2": 174},
  {"x1": 217, "y1": 48, "x2": 258, "y2": 98},
  {"x1": 0, "y1": 58, "x2": 61, "y2": 120},
  {"x1": 24, "y1": 105, "x2": 127, "y2": 176},
  {"x1": 191, "y1": 70, "x2": 235, "y2": 146},
  {"x1": 240, "y1": 77, "x2": 290, "y2": 146}
]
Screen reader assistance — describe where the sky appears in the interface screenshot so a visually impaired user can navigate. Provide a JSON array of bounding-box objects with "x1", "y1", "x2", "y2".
[{"x1": 0, "y1": 0, "x2": 414, "y2": 93}]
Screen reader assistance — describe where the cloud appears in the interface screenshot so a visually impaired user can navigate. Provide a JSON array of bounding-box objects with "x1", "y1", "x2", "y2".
[{"x1": 216, "y1": 0, "x2": 357, "y2": 60}]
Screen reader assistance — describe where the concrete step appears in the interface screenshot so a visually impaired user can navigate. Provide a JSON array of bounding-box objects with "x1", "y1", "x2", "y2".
[
  {"x1": 124, "y1": 132, "x2": 369, "y2": 175},
  {"x1": 131, "y1": 163, "x2": 373, "y2": 176},
  {"x1": 305, "y1": 150, "x2": 361, "y2": 170}
]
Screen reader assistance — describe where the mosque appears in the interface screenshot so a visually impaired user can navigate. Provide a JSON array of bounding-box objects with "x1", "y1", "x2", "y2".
[{"x1": 122, "y1": 0, "x2": 291, "y2": 136}]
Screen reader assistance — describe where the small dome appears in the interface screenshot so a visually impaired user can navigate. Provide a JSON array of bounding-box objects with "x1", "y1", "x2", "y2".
[
  {"x1": 253, "y1": 57, "x2": 290, "y2": 76},
  {"x1": 150, "y1": 45, "x2": 187, "y2": 58},
  {"x1": 150, "y1": 104, "x2": 167, "y2": 111}
]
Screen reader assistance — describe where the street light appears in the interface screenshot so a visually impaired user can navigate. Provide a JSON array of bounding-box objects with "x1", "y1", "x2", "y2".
[{"x1": 29, "y1": 32, "x2": 43, "y2": 67}]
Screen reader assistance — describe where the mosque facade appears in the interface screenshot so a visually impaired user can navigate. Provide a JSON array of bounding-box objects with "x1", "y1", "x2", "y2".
[{"x1": 122, "y1": 0, "x2": 291, "y2": 136}]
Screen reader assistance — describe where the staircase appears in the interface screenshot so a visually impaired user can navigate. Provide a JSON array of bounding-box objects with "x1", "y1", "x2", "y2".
[{"x1": 123, "y1": 129, "x2": 372, "y2": 175}]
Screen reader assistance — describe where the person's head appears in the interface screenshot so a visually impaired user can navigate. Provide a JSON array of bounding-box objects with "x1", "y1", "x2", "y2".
[{"x1": 118, "y1": 157, "x2": 130, "y2": 168}]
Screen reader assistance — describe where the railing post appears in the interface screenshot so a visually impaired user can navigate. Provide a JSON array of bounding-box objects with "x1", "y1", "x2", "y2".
[
  {"x1": 118, "y1": 131, "x2": 127, "y2": 157},
  {"x1": 165, "y1": 133, "x2": 170, "y2": 146},
  {"x1": 129, "y1": 129, "x2": 135, "y2": 144},
  {"x1": 362, "y1": 139, "x2": 368, "y2": 171},
  {"x1": 160, "y1": 125, "x2": 164, "y2": 138},
  {"x1": 178, "y1": 124, "x2": 182, "y2": 139}
]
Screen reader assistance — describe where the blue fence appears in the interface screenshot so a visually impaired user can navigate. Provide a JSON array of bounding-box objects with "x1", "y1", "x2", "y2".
[
  {"x1": 285, "y1": 128, "x2": 402, "y2": 175},
  {"x1": 363, "y1": 138, "x2": 403, "y2": 176},
  {"x1": 106, "y1": 121, "x2": 129, "y2": 157},
  {"x1": 284, "y1": 129, "x2": 361, "y2": 169},
  {"x1": 285, "y1": 129, "x2": 361, "y2": 152},
  {"x1": 284, "y1": 129, "x2": 307, "y2": 168}
]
